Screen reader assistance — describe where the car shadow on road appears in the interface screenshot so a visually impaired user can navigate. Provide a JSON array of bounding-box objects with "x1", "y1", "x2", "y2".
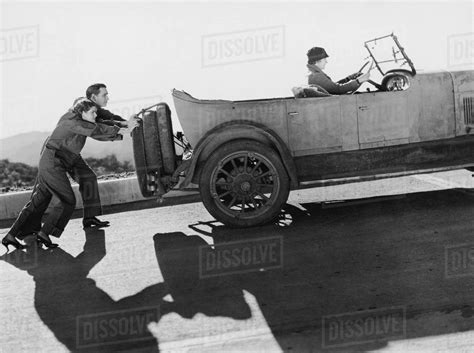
[
  {"x1": 172, "y1": 188, "x2": 474, "y2": 352},
  {"x1": 153, "y1": 231, "x2": 253, "y2": 322}
]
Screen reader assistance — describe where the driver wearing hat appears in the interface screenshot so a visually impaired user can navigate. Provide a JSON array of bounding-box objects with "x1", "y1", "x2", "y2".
[{"x1": 306, "y1": 47, "x2": 370, "y2": 95}]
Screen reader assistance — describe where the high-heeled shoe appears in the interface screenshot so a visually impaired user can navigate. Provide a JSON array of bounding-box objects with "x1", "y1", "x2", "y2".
[
  {"x1": 2, "y1": 234, "x2": 26, "y2": 251},
  {"x1": 36, "y1": 232, "x2": 59, "y2": 249}
]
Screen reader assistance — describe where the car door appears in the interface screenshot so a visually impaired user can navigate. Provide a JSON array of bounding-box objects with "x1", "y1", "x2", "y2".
[
  {"x1": 286, "y1": 96, "x2": 343, "y2": 157},
  {"x1": 356, "y1": 91, "x2": 410, "y2": 148}
]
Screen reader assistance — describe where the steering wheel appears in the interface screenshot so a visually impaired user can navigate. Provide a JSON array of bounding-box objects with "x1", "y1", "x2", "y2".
[
  {"x1": 351, "y1": 60, "x2": 385, "y2": 94},
  {"x1": 350, "y1": 61, "x2": 375, "y2": 94},
  {"x1": 356, "y1": 61, "x2": 370, "y2": 76}
]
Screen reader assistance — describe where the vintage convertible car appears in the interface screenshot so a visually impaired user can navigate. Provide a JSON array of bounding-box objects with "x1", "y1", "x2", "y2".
[{"x1": 132, "y1": 34, "x2": 474, "y2": 227}]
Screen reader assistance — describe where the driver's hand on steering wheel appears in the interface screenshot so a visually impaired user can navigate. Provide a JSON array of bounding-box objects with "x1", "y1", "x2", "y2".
[
  {"x1": 357, "y1": 71, "x2": 370, "y2": 84},
  {"x1": 347, "y1": 72, "x2": 362, "y2": 80}
]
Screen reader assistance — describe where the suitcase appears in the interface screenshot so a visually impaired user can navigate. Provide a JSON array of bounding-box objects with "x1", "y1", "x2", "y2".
[
  {"x1": 132, "y1": 102, "x2": 176, "y2": 197},
  {"x1": 156, "y1": 103, "x2": 176, "y2": 175}
]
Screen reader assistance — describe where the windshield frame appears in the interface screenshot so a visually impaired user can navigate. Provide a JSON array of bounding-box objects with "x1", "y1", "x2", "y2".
[{"x1": 364, "y1": 33, "x2": 416, "y2": 76}]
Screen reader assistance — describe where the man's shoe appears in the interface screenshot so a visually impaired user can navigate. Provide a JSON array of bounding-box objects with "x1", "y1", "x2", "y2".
[{"x1": 83, "y1": 217, "x2": 110, "y2": 229}]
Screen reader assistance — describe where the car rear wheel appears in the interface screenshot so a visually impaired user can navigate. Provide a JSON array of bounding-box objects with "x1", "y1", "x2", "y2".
[{"x1": 199, "y1": 140, "x2": 290, "y2": 227}]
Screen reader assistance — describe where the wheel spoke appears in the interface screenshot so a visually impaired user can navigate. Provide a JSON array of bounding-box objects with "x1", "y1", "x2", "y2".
[
  {"x1": 251, "y1": 160, "x2": 262, "y2": 174},
  {"x1": 255, "y1": 191, "x2": 269, "y2": 201},
  {"x1": 256, "y1": 170, "x2": 273, "y2": 179},
  {"x1": 228, "y1": 195, "x2": 238, "y2": 208},
  {"x1": 250, "y1": 195, "x2": 258, "y2": 209},
  {"x1": 243, "y1": 155, "x2": 248, "y2": 171},
  {"x1": 218, "y1": 190, "x2": 232, "y2": 198},
  {"x1": 231, "y1": 159, "x2": 238, "y2": 171},
  {"x1": 257, "y1": 183, "x2": 274, "y2": 193},
  {"x1": 218, "y1": 168, "x2": 232, "y2": 178}
]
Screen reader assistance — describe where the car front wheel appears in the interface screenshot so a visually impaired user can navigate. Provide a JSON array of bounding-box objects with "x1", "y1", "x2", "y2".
[{"x1": 199, "y1": 140, "x2": 290, "y2": 227}]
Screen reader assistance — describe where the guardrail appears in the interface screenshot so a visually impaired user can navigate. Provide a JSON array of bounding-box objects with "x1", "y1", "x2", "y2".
[{"x1": 0, "y1": 177, "x2": 200, "y2": 227}]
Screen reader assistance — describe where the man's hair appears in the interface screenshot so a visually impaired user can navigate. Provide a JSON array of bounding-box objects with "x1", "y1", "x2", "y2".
[
  {"x1": 72, "y1": 98, "x2": 96, "y2": 115},
  {"x1": 86, "y1": 83, "x2": 107, "y2": 99}
]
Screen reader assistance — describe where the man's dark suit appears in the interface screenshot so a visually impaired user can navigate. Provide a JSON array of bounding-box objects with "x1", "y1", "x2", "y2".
[
  {"x1": 19, "y1": 107, "x2": 126, "y2": 236},
  {"x1": 95, "y1": 106, "x2": 126, "y2": 126}
]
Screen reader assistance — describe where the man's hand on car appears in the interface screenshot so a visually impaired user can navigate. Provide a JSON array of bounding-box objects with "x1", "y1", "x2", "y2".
[
  {"x1": 128, "y1": 114, "x2": 140, "y2": 129},
  {"x1": 119, "y1": 114, "x2": 140, "y2": 134},
  {"x1": 116, "y1": 121, "x2": 128, "y2": 128}
]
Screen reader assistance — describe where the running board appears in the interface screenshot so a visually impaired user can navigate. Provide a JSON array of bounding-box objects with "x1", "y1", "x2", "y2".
[{"x1": 298, "y1": 164, "x2": 474, "y2": 188}]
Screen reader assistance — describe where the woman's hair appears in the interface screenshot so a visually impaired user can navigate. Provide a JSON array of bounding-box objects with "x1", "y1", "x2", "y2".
[{"x1": 72, "y1": 97, "x2": 96, "y2": 115}]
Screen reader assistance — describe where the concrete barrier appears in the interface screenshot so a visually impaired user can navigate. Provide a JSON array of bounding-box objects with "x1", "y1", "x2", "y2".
[{"x1": 0, "y1": 177, "x2": 200, "y2": 226}]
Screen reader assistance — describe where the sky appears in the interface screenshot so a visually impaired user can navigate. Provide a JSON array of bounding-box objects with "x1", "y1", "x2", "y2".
[{"x1": 0, "y1": 0, "x2": 473, "y2": 139}]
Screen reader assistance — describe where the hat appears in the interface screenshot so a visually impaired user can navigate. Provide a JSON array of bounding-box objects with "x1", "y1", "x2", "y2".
[{"x1": 307, "y1": 47, "x2": 329, "y2": 64}]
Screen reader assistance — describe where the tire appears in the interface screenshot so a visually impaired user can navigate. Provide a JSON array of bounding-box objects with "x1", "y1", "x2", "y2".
[
  {"x1": 131, "y1": 121, "x2": 154, "y2": 197},
  {"x1": 156, "y1": 103, "x2": 176, "y2": 175},
  {"x1": 142, "y1": 110, "x2": 163, "y2": 174},
  {"x1": 381, "y1": 71, "x2": 411, "y2": 91},
  {"x1": 199, "y1": 140, "x2": 290, "y2": 228}
]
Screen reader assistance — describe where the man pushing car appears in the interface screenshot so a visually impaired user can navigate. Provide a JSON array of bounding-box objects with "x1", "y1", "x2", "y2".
[{"x1": 71, "y1": 83, "x2": 139, "y2": 229}]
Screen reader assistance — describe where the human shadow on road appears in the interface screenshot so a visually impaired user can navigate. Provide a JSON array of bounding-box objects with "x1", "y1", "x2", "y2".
[
  {"x1": 1, "y1": 229, "x2": 166, "y2": 352},
  {"x1": 173, "y1": 188, "x2": 474, "y2": 352},
  {"x1": 1, "y1": 229, "x2": 252, "y2": 352}
]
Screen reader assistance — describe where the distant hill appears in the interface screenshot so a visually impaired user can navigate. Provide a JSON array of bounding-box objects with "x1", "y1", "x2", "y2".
[{"x1": 0, "y1": 131, "x2": 134, "y2": 166}]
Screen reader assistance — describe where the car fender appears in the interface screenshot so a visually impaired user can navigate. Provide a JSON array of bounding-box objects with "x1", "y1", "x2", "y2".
[
  {"x1": 182, "y1": 120, "x2": 298, "y2": 189},
  {"x1": 385, "y1": 68, "x2": 416, "y2": 76}
]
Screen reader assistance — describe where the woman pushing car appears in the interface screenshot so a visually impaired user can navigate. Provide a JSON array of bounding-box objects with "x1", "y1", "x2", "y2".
[{"x1": 2, "y1": 98, "x2": 139, "y2": 250}]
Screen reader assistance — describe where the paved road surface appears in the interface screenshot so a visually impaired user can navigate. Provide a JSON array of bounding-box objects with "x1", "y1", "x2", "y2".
[{"x1": 2, "y1": 170, "x2": 474, "y2": 352}]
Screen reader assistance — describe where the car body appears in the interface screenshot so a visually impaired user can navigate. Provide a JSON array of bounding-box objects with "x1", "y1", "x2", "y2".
[
  {"x1": 133, "y1": 34, "x2": 474, "y2": 227},
  {"x1": 174, "y1": 69, "x2": 474, "y2": 186}
]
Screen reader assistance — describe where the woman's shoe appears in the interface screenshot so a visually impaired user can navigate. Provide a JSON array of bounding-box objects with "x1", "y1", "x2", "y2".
[
  {"x1": 2, "y1": 234, "x2": 26, "y2": 252},
  {"x1": 36, "y1": 232, "x2": 58, "y2": 249}
]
